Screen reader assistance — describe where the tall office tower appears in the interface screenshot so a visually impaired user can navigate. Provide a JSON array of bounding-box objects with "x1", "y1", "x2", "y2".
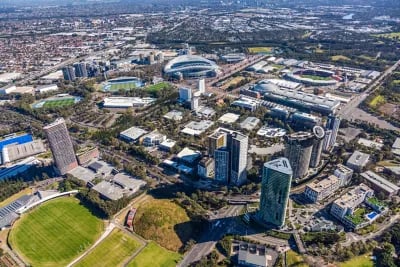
[
  {"x1": 44, "y1": 118, "x2": 78, "y2": 175},
  {"x1": 230, "y1": 132, "x2": 249, "y2": 186},
  {"x1": 310, "y1": 126, "x2": 325, "y2": 168},
  {"x1": 191, "y1": 97, "x2": 199, "y2": 111},
  {"x1": 325, "y1": 114, "x2": 341, "y2": 149},
  {"x1": 214, "y1": 148, "x2": 230, "y2": 183},
  {"x1": 198, "y1": 79, "x2": 205, "y2": 94},
  {"x1": 62, "y1": 66, "x2": 76, "y2": 81},
  {"x1": 74, "y1": 62, "x2": 88, "y2": 78},
  {"x1": 322, "y1": 130, "x2": 332, "y2": 152},
  {"x1": 179, "y1": 87, "x2": 192, "y2": 102},
  {"x1": 258, "y1": 158, "x2": 293, "y2": 228},
  {"x1": 284, "y1": 132, "x2": 315, "y2": 179},
  {"x1": 208, "y1": 130, "x2": 227, "y2": 157}
]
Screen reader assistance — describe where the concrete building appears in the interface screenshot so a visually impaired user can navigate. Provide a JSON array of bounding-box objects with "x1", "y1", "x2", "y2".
[
  {"x1": 179, "y1": 87, "x2": 192, "y2": 102},
  {"x1": 218, "y1": 113, "x2": 240, "y2": 124},
  {"x1": 325, "y1": 115, "x2": 341, "y2": 150},
  {"x1": 240, "y1": 117, "x2": 261, "y2": 131},
  {"x1": 35, "y1": 84, "x2": 59, "y2": 94},
  {"x1": 44, "y1": 118, "x2": 78, "y2": 175},
  {"x1": 76, "y1": 146, "x2": 100, "y2": 166},
  {"x1": 1, "y1": 140, "x2": 46, "y2": 164},
  {"x1": 208, "y1": 130, "x2": 228, "y2": 157},
  {"x1": 159, "y1": 139, "x2": 176, "y2": 152},
  {"x1": 284, "y1": 132, "x2": 315, "y2": 179},
  {"x1": 290, "y1": 112, "x2": 321, "y2": 130},
  {"x1": 346, "y1": 151, "x2": 370, "y2": 172},
  {"x1": 181, "y1": 120, "x2": 214, "y2": 136},
  {"x1": 334, "y1": 164, "x2": 354, "y2": 186},
  {"x1": 360, "y1": 171, "x2": 400, "y2": 197},
  {"x1": 198, "y1": 79, "x2": 205, "y2": 94},
  {"x1": 197, "y1": 157, "x2": 214, "y2": 179},
  {"x1": 258, "y1": 158, "x2": 293, "y2": 228},
  {"x1": 103, "y1": 97, "x2": 155, "y2": 108},
  {"x1": 140, "y1": 130, "x2": 166, "y2": 147},
  {"x1": 120, "y1": 126, "x2": 148, "y2": 143},
  {"x1": 176, "y1": 147, "x2": 201, "y2": 165},
  {"x1": 0, "y1": 157, "x2": 40, "y2": 180},
  {"x1": 163, "y1": 110, "x2": 183, "y2": 121},
  {"x1": 304, "y1": 175, "x2": 341, "y2": 203},
  {"x1": 232, "y1": 97, "x2": 260, "y2": 112},
  {"x1": 237, "y1": 242, "x2": 269, "y2": 267},
  {"x1": 191, "y1": 97, "x2": 199, "y2": 111},
  {"x1": 310, "y1": 126, "x2": 325, "y2": 168},
  {"x1": 322, "y1": 130, "x2": 333, "y2": 152},
  {"x1": 392, "y1": 138, "x2": 400, "y2": 157}
]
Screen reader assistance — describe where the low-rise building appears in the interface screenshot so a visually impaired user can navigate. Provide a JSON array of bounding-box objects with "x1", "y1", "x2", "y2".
[
  {"x1": 304, "y1": 175, "x2": 341, "y2": 203},
  {"x1": 334, "y1": 164, "x2": 354, "y2": 186},
  {"x1": 140, "y1": 130, "x2": 166, "y2": 147},
  {"x1": 163, "y1": 110, "x2": 183, "y2": 121},
  {"x1": 360, "y1": 171, "x2": 400, "y2": 197},
  {"x1": 120, "y1": 126, "x2": 148, "y2": 143},
  {"x1": 232, "y1": 97, "x2": 260, "y2": 111},
  {"x1": 181, "y1": 120, "x2": 214, "y2": 136},
  {"x1": 346, "y1": 151, "x2": 370, "y2": 172},
  {"x1": 76, "y1": 146, "x2": 100, "y2": 166},
  {"x1": 176, "y1": 147, "x2": 201, "y2": 165},
  {"x1": 103, "y1": 97, "x2": 156, "y2": 108},
  {"x1": 159, "y1": 139, "x2": 176, "y2": 152},
  {"x1": 218, "y1": 113, "x2": 240, "y2": 124},
  {"x1": 357, "y1": 138, "x2": 383, "y2": 150},
  {"x1": 1, "y1": 140, "x2": 46, "y2": 164},
  {"x1": 330, "y1": 183, "x2": 374, "y2": 229},
  {"x1": 231, "y1": 241, "x2": 275, "y2": 267},
  {"x1": 197, "y1": 157, "x2": 214, "y2": 178},
  {"x1": 35, "y1": 84, "x2": 59, "y2": 94},
  {"x1": 240, "y1": 117, "x2": 261, "y2": 131},
  {"x1": 392, "y1": 138, "x2": 400, "y2": 157}
]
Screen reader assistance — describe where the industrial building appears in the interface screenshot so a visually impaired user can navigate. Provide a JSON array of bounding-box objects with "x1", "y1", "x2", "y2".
[
  {"x1": 360, "y1": 171, "x2": 400, "y2": 197},
  {"x1": 103, "y1": 97, "x2": 155, "y2": 108},
  {"x1": 44, "y1": 118, "x2": 78, "y2": 175},
  {"x1": 1, "y1": 140, "x2": 46, "y2": 164},
  {"x1": 120, "y1": 126, "x2": 148, "y2": 143},
  {"x1": 258, "y1": 84, "x2": 340, "y2": 115},
  {"x1": 258, "y1": 158, "x2": 293, "y2": 228}
]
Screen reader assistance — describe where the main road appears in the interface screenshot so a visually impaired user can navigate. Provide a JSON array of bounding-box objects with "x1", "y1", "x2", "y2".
[{"x1": 338, "y1": 59, "x2": 400, "y2": 130}]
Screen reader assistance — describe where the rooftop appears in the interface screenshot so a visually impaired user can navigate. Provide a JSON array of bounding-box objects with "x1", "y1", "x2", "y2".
[
  {"x1": 240, "y1": 117, "x2": 261, "y2": 131},
  {"x1": 307, "y1": 175, "x2": 340, "y2": 193},
  {"x1": 333, "y1": 183, "x2": 373, "y2": 210},
  {"x1": 176, "y1": 147, "x2": 201, "y2": 163},
  {"x1": 347, "y1": 151, "x2": 370, "y2": 167},
  {"x1": 181, "y1": 120, "x2": 214, "y2": 136},
  {"x1": 264, "y1": 158, "x2": 292, "y2": 175},
  {"x1": 218, "y1": 112, "x2": 240, "y2": 124},
  {"x1": 163, "y1": 110, "x2": 183, "y2": 121},
  {"x1": 120, "y1": 126, "x2": 148, "y2": 141},
  {"x1": 361, "y1": 171, "x2": 400, "y2": 194}
]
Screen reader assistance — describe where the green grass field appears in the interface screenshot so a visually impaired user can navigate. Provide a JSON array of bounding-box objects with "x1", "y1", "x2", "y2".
[
  {"x1": 109, "y1": 82, "x2": 138, "y2": 91},
  {"x1": 42, "y1": 98, "x2": 75, "y2": 108},
  {"x1": 128, "y1": 242, "x2": 182, "y2": 267},
  {"x1": 338, "y1": 254, "x2": 373, "y2": 267},
  {"x1": 134, "y1": 198, "x2": 193, "y2": 252},
  {"x1": 145, "y1": 82, "x2": 169, "y2": 93},
  {"x1": 300, "y1": 74, "x2": 332, "y2": 81},
  {"x1": 9, "y1": 197, "x2": 103, "y2": 267},
  {"x1": 75, "y1": 229, "x2": 141, "y2": 267},
  {"x1": 248, "y1": 47, "x2": 273, "y2": 53},
  {"x1": 374, "y1": 32, "x2": 400, "y2": 40}
]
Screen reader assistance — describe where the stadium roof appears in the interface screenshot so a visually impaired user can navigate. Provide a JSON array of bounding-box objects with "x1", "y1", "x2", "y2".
[{"x1": 164, "y1": 55, "x2": 219, "y2": 78}]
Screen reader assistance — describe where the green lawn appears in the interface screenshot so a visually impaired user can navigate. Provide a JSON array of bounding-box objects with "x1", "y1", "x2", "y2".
[
  {"x1": 109, "y1": 82, "x2": 138, "y2": 91},
  {"x1": 338, "y1": 254, "x2": 373, "y2": 267},
  {"x1": 128, "y1": 242, "x2": 182, "y2": 267},
  {"x1": 374, "y1": 32, "x2": 400, "y2": 40},
  {"x1": 75, "y1": 229, "x2": 141, "y2": 267},
  {"x1": 300, "y1": 74, "x2": 332, "y2": 81},
  {"x1": 9, "y1": 197, "x2": 103, "y2": 267},
  {"x1": 145, "y1": 82, "x2": 170, "y2": 93},
  {"x1": 331, "y1": 55, "x2": 351, "y2": 61},
  {"x1": 248, "y1": 47, "x2": 273, "y2": 53},
  {"x1": 42, "y1": 98, "x2": 75, "y2": 108}
]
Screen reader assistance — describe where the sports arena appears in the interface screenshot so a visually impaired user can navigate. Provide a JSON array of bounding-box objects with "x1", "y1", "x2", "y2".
[{"x1": 164, "y1": 55, "x2": 220, "y2": 79}]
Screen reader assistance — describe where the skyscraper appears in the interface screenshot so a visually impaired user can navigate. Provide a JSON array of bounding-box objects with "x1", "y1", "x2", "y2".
[
  {"x1": 258, "y1": 158, "x2": 293, "y2": 228},
  {"x1": 310, "y1": 126, "x2": 325, "y2": 168},
  {"x1": 179, "y1": 87, "x2": 192, "y2": 102},
  {"x1": 325, "y1": 114, "x2": 341, "y2": 150},
  {"x1": 230, "y1": 132, "x2": 249, "y2": 186},
  {"x1": 62, "y1": 66, "x2": 76, "y2": 81},
  {"x1": 74, "y1": 62, "x2": 88, "y2": 78},
  {"x1": 191, "y1": 96, "x2": 199, "y2": 111},
  {"x1": 284, "y1": 132, "x2": 314, "y2": 179},
  {"x1": 322, "y1": 130, "x2": 332, "y2": 152},
  {"x1": 44, "y1": 118, "x2": 78, "y2": 175},
  {"x1": 198, "y1": 79, "x2": 205, "y2": 94},
  {"x1": 209, "y1": 129, "x2": 249, "y2": 185},
  {"x1": 214, "y1": 148, "x2": 230, "y2": 183}
]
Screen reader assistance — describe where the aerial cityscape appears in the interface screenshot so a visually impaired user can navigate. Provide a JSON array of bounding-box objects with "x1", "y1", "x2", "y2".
[{"x1": 0, "y1": 0, "x2": 400, "y2": 266}]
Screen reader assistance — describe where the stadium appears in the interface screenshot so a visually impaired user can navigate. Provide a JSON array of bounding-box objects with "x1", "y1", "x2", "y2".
[
  {"x1": 32, "y1": 94, "x2": 81, "y2": 109},
  {"x1": 102, "y1": 77, "x2": 144, "y2": 92},
  {"x1": 164, "y1": 55, "x2": 220, "y2": 79},
  {"x1": 284, "y1": 68, "x2": 339, "y2": 86}
]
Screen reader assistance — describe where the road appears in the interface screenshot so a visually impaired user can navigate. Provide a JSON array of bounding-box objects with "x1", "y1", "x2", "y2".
[
  {"x1": 338, "y1": 59, "x2": 400, "y2": 131},
  {"x1": 341, "y1": 214, "x2": 400, "y2": 247}
]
